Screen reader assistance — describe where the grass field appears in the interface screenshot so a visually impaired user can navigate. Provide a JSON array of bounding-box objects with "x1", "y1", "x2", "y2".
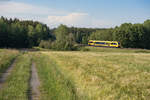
[
  {"x1": 0, "y1": 53, "x2": 32, "y2": 100},
  {"x1": 0, "y1": 49, "x2": 19, "y2": 77},
  {"x1": 0, "y1": 47, "x2": 150, "y2": 100},
  {"x1": 83, "y1": 46, "x2": 150, "y2": 53},
  {"x1": 40, "y1": 51, "x2": 150, "y2": 100}
]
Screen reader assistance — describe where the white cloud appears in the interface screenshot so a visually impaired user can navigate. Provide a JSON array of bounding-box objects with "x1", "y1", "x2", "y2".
[
  {"x1": 47, "y1": 13, "x2": 114, "y2": 28},
  {"x1": 47, "y1": 13, "x2": 91, "y2": 27},
  {"x1": 0, "y1": 1, "x2": 66, "y2": 16},
  {"x1": 0, "y1": 1, "x2": 114, "y2": 28}
]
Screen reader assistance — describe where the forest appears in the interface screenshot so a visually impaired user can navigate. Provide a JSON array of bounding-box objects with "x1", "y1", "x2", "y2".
[{"x1": 0, "y1": 16, "x2": 150, "y2": 50}]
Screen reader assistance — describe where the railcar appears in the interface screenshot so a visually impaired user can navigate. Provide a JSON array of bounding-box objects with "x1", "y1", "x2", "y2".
[{"x1": 88, "y1": 40, "x2": 121, "y2": 48}]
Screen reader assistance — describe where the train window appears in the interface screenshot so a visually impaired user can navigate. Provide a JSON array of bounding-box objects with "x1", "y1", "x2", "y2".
[
  {"x1": 95, "y1": 42, "x2": 105, "y2": 44},
  {"x1": 89, "y1": 41, "x2": 93, "y2": 43},
  {"x1": 111, "y1": 43, "x2": 117, "y2": 45}
]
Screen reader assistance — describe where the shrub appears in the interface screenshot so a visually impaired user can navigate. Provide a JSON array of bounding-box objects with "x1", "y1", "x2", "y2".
[{"x1": 39, "y1": 40, "x2": 52, "y2": 49}]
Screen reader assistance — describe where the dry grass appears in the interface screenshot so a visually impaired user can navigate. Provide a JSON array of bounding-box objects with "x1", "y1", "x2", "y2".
[
  {"x1": 0, "y1": 49, "x2": 19, "y2": 77},
  {"x1": 1, "y1": 48, "x2": 150, "y2": 100},
  {"x1": 84, "y1": 46, "x2": 150, "y2": 53},
  {"x1": 32, "y1": 52, "x2": 78, "y2": 100},
  {"x1": 42, "y1": 51, "x2": 150, "y2": 100},
  {"x1": 0, "y1": 54, "x2": 32, "y2": 100}
]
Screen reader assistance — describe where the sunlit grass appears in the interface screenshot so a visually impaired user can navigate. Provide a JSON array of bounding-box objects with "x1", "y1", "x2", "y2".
[
  {"x1": 0, "y1": 48, "x2": 150, "y2": 100},
  {"x1": 32, "y1": 52, "x2": 78, "y2": 100},
  {"x1": 84, "y1": 46, "x2": 150, "y2": 53},
  {"x1": 0, "y1": 49, "x2": 19, "y2": 77},
  {"x1": 42, "y1": 51, "x2": 150, "y2": 100},
  {"x1": 0, "y1": 54, "x2": 32, "y2": 100}
]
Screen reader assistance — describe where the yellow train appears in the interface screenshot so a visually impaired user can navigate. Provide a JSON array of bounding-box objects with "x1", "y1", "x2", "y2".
[{"x1": 88, "y1": 40, "x2": 121, "y2": 48}]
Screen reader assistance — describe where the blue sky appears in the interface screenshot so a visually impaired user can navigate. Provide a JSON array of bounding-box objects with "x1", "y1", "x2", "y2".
[{"x1": 0, "y1": 0, "x2": 150, "y2": 28}]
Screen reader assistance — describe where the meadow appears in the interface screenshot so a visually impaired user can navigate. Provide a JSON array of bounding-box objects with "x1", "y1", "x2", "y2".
[
  {"x1": 0, "y1": 49, "x2": 19, "y2": 77},
  {"x1": 0, "y1": 47, "x2": 150, "y2": 100},
  {"x1": 0, "y1": 53, "x2": 32, "y2": 100}
]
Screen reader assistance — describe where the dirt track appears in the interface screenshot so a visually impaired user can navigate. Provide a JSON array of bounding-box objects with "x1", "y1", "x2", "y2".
[
  {"x1": 0, "y1": 59, "x2": 16, "y2": 88},
  {"x1": 30, "y1": 62, "x2": 40, "y2": 100}
]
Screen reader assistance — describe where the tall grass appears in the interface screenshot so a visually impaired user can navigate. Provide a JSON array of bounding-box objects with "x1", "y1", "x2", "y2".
[
  {"x1": 0, "y1": 54, "x2": 32, "y2": 100},
  {"x1": 43, "y1": 51, "x2": 150, "y2": 100},
  {"x1": 32, "y1": 53, "x2": 78, "y2": 100},
  {"x1": 0, "y1": 49, "x2": 19, "y2": 77},
  {"x1": 84, "y1": 46, "x2": 150, "y2": 53},
  {"x1": 0, "y1": 48, "x2": 150, "y2": 100}
]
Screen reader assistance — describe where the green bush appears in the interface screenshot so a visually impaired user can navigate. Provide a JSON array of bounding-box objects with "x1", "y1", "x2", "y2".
[
  {"x1": 39, "y1": 40, "x2": 52, "y2": 49},
  {"x1": 52, "y1": 25, "x2": 79, "y2": 51},
  {"x1": 52, "y1": 39, "x2": 78, "y2": 51}
]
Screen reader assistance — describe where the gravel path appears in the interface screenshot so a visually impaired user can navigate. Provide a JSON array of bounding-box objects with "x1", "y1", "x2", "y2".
[
  {"x1": 0, "y1": 59, "x2": 16, "y2": 88},
  {"x1": 30, "y1": 62, "x2": 40, "y2": 100}
]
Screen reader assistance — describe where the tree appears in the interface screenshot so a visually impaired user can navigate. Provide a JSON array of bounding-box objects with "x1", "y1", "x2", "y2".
[
  {"x1": 130, "y1": 24, "x2": 145, "y2": 48},
  {"x1": 113, "y1": 23, "x2": 133, "y2": 47},
  {"x1": 53, "y1": 25, "x2": 77, "y2": 50},
  {"x1": 0, "y1": 16, "x2": 53, "y2": 48},
  {"x1": 89, "y1": 29, "x2": 113, "y2": 41},
  {"x1": 113, "y1": 22, "x2": 149, "y2": 49},
  {"x1": 9, "y1": 23, "x2": 28, "y2": 48},
  {"x1": 143, "y1": 20, "x2": 150, "y2": 49},
  {"x1": 0, "y1": 16, "x2": 150, "y2": 49},
  {"x1": 0, "y1": 18, "x2": 8, "y2": 47}
]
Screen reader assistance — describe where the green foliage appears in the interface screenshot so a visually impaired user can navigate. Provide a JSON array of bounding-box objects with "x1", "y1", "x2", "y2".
[
  {"x1": 42, "y1": 51, "x2": 150, "y2": 100},
  {"x1": 0, "y1": 50, "x2": 19, "y2": 76},
  {"x1": 87, "y1": 20, "x2": 150, "y2": 49},
  {"x1": 89, "y1": 29, "x2": 113, "y2": 41},
  {"x1": 32, "y1": 53, "x2": 78, "y2": 100},
  {"x1": 52, "y1": 25, "x2": 78, "y2": 51},
  {"x1": 0, "y1": 16, "x2": 53, "y2": 48},
  {"x1": 113, "y1": 23, "x2": 133, "y2": 47},
  {"x1": 54, "y1": 24, "x2": 69, "y2": 40},
  {"x1": 0, "y1": 54, "x2": 32, "y2": 100},
  {"x1": 88, "y1": 21, "x2": 150, "y2": 49},
  {"x1": 69, "y1": 27, "x2": 98, "y2": 44},
  {"x1": 143, "y1": 20, "x2": 150, "y2": 49},
  {"x1": 0, "y1": 16, "x2": 150, "y2": 49},
  {"x1": 113, "y1": 23, "x2": 149, "y2": 48},
  {"x1": 39, "y1": 40, "x2": 52, "y2": 49}
]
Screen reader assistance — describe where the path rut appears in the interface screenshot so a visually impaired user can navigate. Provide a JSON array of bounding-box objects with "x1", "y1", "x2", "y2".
[
  {"x1": 30, "y1": 62, "x2": 40, "y2": 100},
  {"x1": 0, "y1": 59, "x2": 16, "y2": 89}
]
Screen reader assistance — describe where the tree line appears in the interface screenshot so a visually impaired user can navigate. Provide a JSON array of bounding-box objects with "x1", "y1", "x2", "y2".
[
  {"x1": 89, "y1": 20, "x2": 150, "y2": 49},
  {"x1": 0, "y1": 16, "x2": 150, "y2": 50},
  {"x1": 0, "y1": 16, "x2": 53, "y2": 48}
]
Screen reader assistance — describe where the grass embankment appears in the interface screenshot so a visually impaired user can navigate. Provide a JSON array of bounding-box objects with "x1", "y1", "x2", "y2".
[
  {"x1": 0, "y1": 49, "x2": 19, "y2": 77},
  {"x1": 42, "y1": 51, "x2": 150, "y2": 100},
  {"x1": 0, "y1": 53, "x2": 32, "y2": 100},
  {"x1": 84, "y1": 46, "x2": 150, "y2": 53},
  {"x1": 32, "y1": 53, "x2": 78, "y2": 100}
]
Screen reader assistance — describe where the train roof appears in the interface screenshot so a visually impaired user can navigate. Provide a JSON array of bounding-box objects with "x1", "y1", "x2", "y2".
[{"x1": 89, "y1": 40, "x2": 119, "y2": 42}]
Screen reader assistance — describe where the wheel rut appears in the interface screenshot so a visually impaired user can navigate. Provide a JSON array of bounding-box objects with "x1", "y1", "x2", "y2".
[
  {"x1": 0, "y1": 58, "x2": 17, "y2": 89},
  {"x1": 30, "y1": 62, "x2": 40, "y2": 100}
]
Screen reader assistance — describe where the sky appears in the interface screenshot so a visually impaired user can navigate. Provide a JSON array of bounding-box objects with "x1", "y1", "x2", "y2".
[{"x1": 0, "y1": 0, "x2": 150, "y2": 28}]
